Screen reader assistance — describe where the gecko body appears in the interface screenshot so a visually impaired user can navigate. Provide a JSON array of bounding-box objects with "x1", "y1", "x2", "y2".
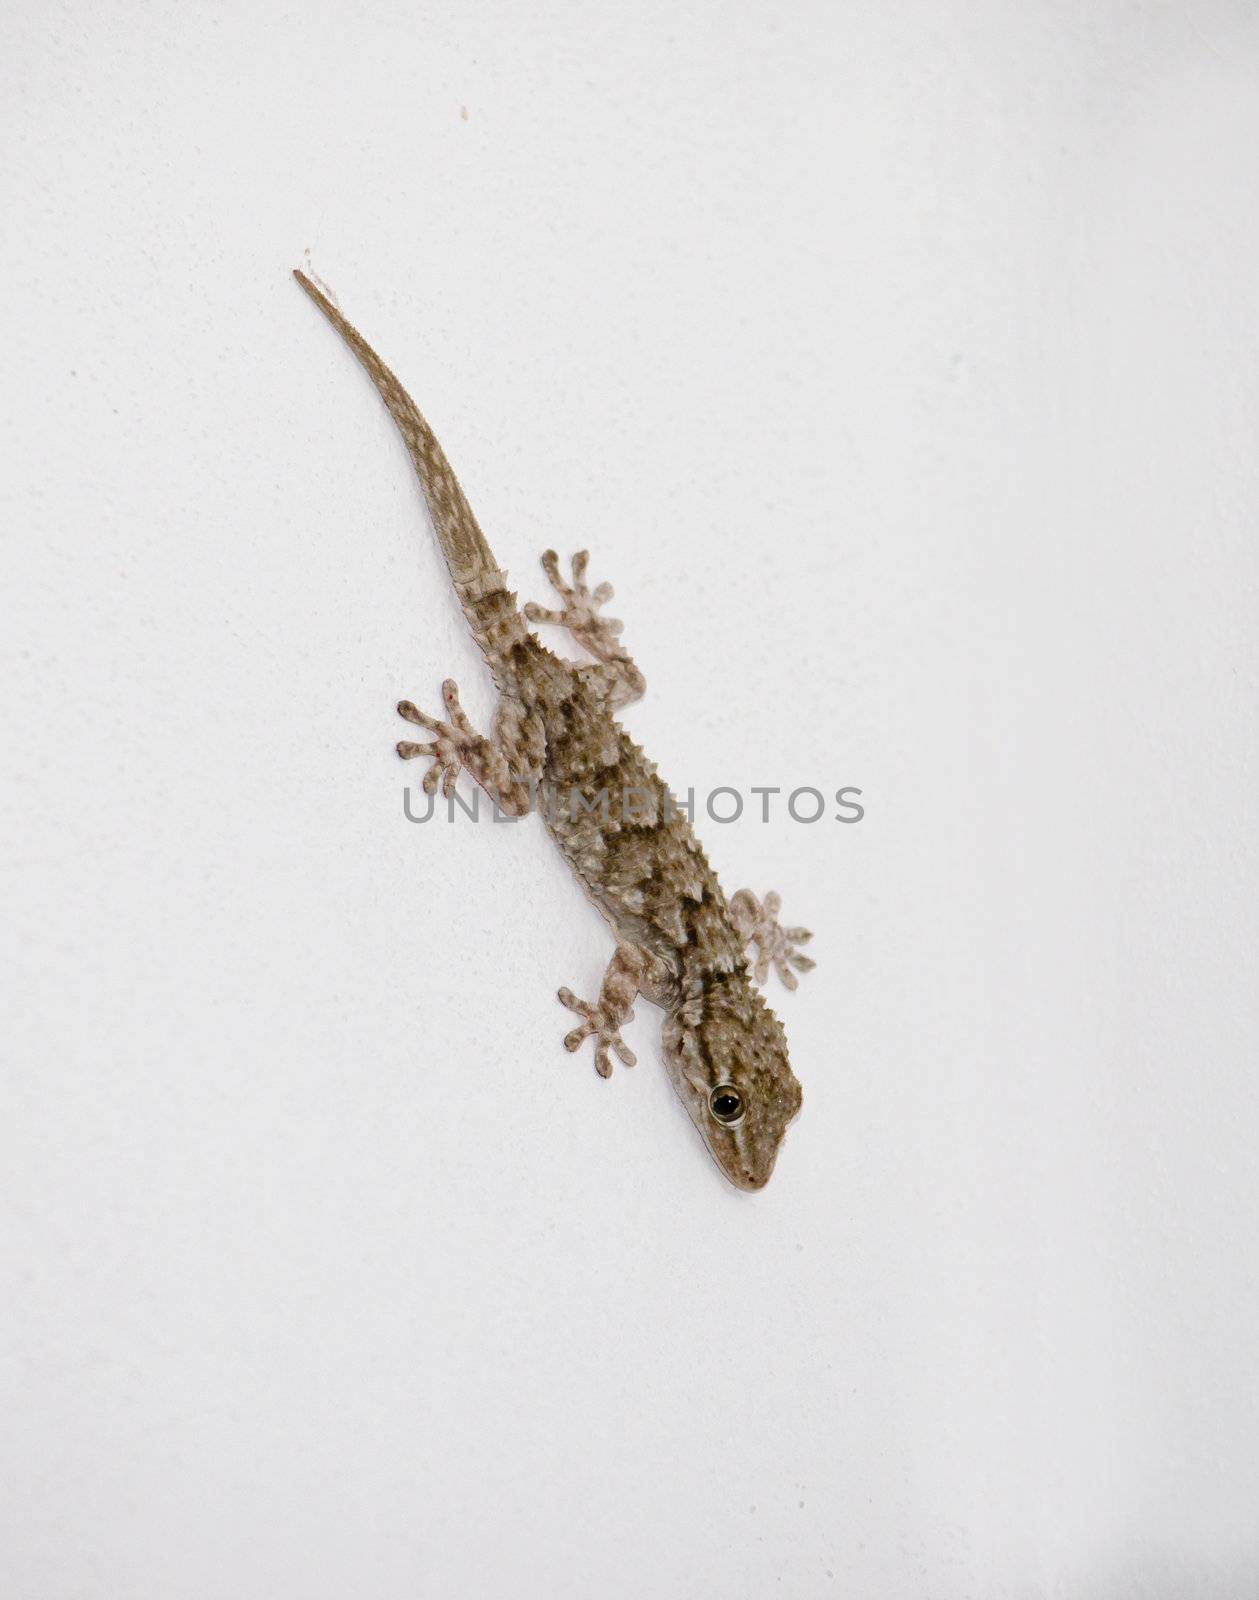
[{"x1": 295, "y1": 270, "x2": 814, "y2": 1188}]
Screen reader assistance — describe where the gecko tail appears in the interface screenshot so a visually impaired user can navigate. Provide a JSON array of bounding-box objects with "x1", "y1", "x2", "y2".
[{"x1": 293, "y1": 268, "x2": 528, "y2": 678}]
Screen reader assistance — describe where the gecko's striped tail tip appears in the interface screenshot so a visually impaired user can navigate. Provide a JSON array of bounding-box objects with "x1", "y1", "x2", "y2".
[{"x1": 293, "y1": 267, "x2": 339, "y2": 315}]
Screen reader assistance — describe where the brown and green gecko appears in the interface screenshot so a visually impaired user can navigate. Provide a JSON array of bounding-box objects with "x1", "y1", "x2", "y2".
[{"x1": 294, "y1": 269, "x2": 814, "y2": 1188}]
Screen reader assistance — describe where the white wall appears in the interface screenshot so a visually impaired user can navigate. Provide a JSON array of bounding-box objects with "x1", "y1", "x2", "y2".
[{"x1": 3, "y1": 2, "x2": 1257, "y2": 1595}]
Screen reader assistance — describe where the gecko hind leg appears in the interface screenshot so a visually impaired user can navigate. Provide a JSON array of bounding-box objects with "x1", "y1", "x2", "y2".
[
  {"x1": 557, "y1": 943, "x2": 664, "y2": 1078},
  {"x1": 730, "y1": 889, "x2": 816, "y2": 991},
  {"x1": 397, "y1": 680, "x2": 544, "y2": 816},
  {"x1": 524, "y1": 548, "x2": 646, "y2": 707}
]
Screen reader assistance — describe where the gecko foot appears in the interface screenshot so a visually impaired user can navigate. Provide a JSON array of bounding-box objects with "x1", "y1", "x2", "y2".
[
  {"x1": 396, "y1": 679, "x2": 485, "y2": 797},
  {"x1": 524, "y1": 549, "x2": 626, "y2": 660},
  {"x1": 730, "y1": 889, "x2": 816, "y2": 991},
  {"x1": 556, "y1": 943, "x2": 652, "y2": 1078},
  {"x1": 558, "y1": 989, "x2": 637, "y2": 1078}
]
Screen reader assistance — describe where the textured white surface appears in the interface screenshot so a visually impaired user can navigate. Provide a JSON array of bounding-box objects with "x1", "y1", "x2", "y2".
[{"x1": 3, "y1": 2, "x2": 1258, "y2": 1595}]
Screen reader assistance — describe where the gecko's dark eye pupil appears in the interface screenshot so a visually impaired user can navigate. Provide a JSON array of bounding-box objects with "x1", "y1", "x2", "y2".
[{"x1": 709, "y1": 1087, "x2": 744, "y2": 1124}]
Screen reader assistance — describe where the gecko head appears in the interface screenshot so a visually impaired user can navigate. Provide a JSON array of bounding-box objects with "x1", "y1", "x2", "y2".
[{"x1": 663, "y1": 973, "x2": 803, "y2": 1191}]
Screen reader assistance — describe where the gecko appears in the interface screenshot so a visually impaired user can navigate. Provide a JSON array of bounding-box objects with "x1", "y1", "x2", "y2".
[{"x1": 294, "y1": 269, "x2": 815, "y2": 1189}]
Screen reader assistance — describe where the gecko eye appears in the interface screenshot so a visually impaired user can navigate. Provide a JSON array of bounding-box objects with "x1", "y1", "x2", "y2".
[{"x1": 709, "y1": 1085, "x2": 745, "y2": 1126}]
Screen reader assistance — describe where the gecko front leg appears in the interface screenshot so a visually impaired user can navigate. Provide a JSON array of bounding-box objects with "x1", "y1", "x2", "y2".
[
  {"x1": 524, "y1": 548, "x2": 646, "y2": 708},
  {"x1": 397, "y1": 679, "x2": 544, "y2": 816},
  {"x1": 557, "y1": 943, "x2": 669, "y2": 1078},
  {"x1": 730, "y1": 889, "x2": 816, "y2": 991}
]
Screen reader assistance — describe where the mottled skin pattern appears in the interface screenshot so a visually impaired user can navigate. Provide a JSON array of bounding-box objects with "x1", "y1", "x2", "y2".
[{"x1": 294, "y1": 269, "x2": 813, "y2": 1188}]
